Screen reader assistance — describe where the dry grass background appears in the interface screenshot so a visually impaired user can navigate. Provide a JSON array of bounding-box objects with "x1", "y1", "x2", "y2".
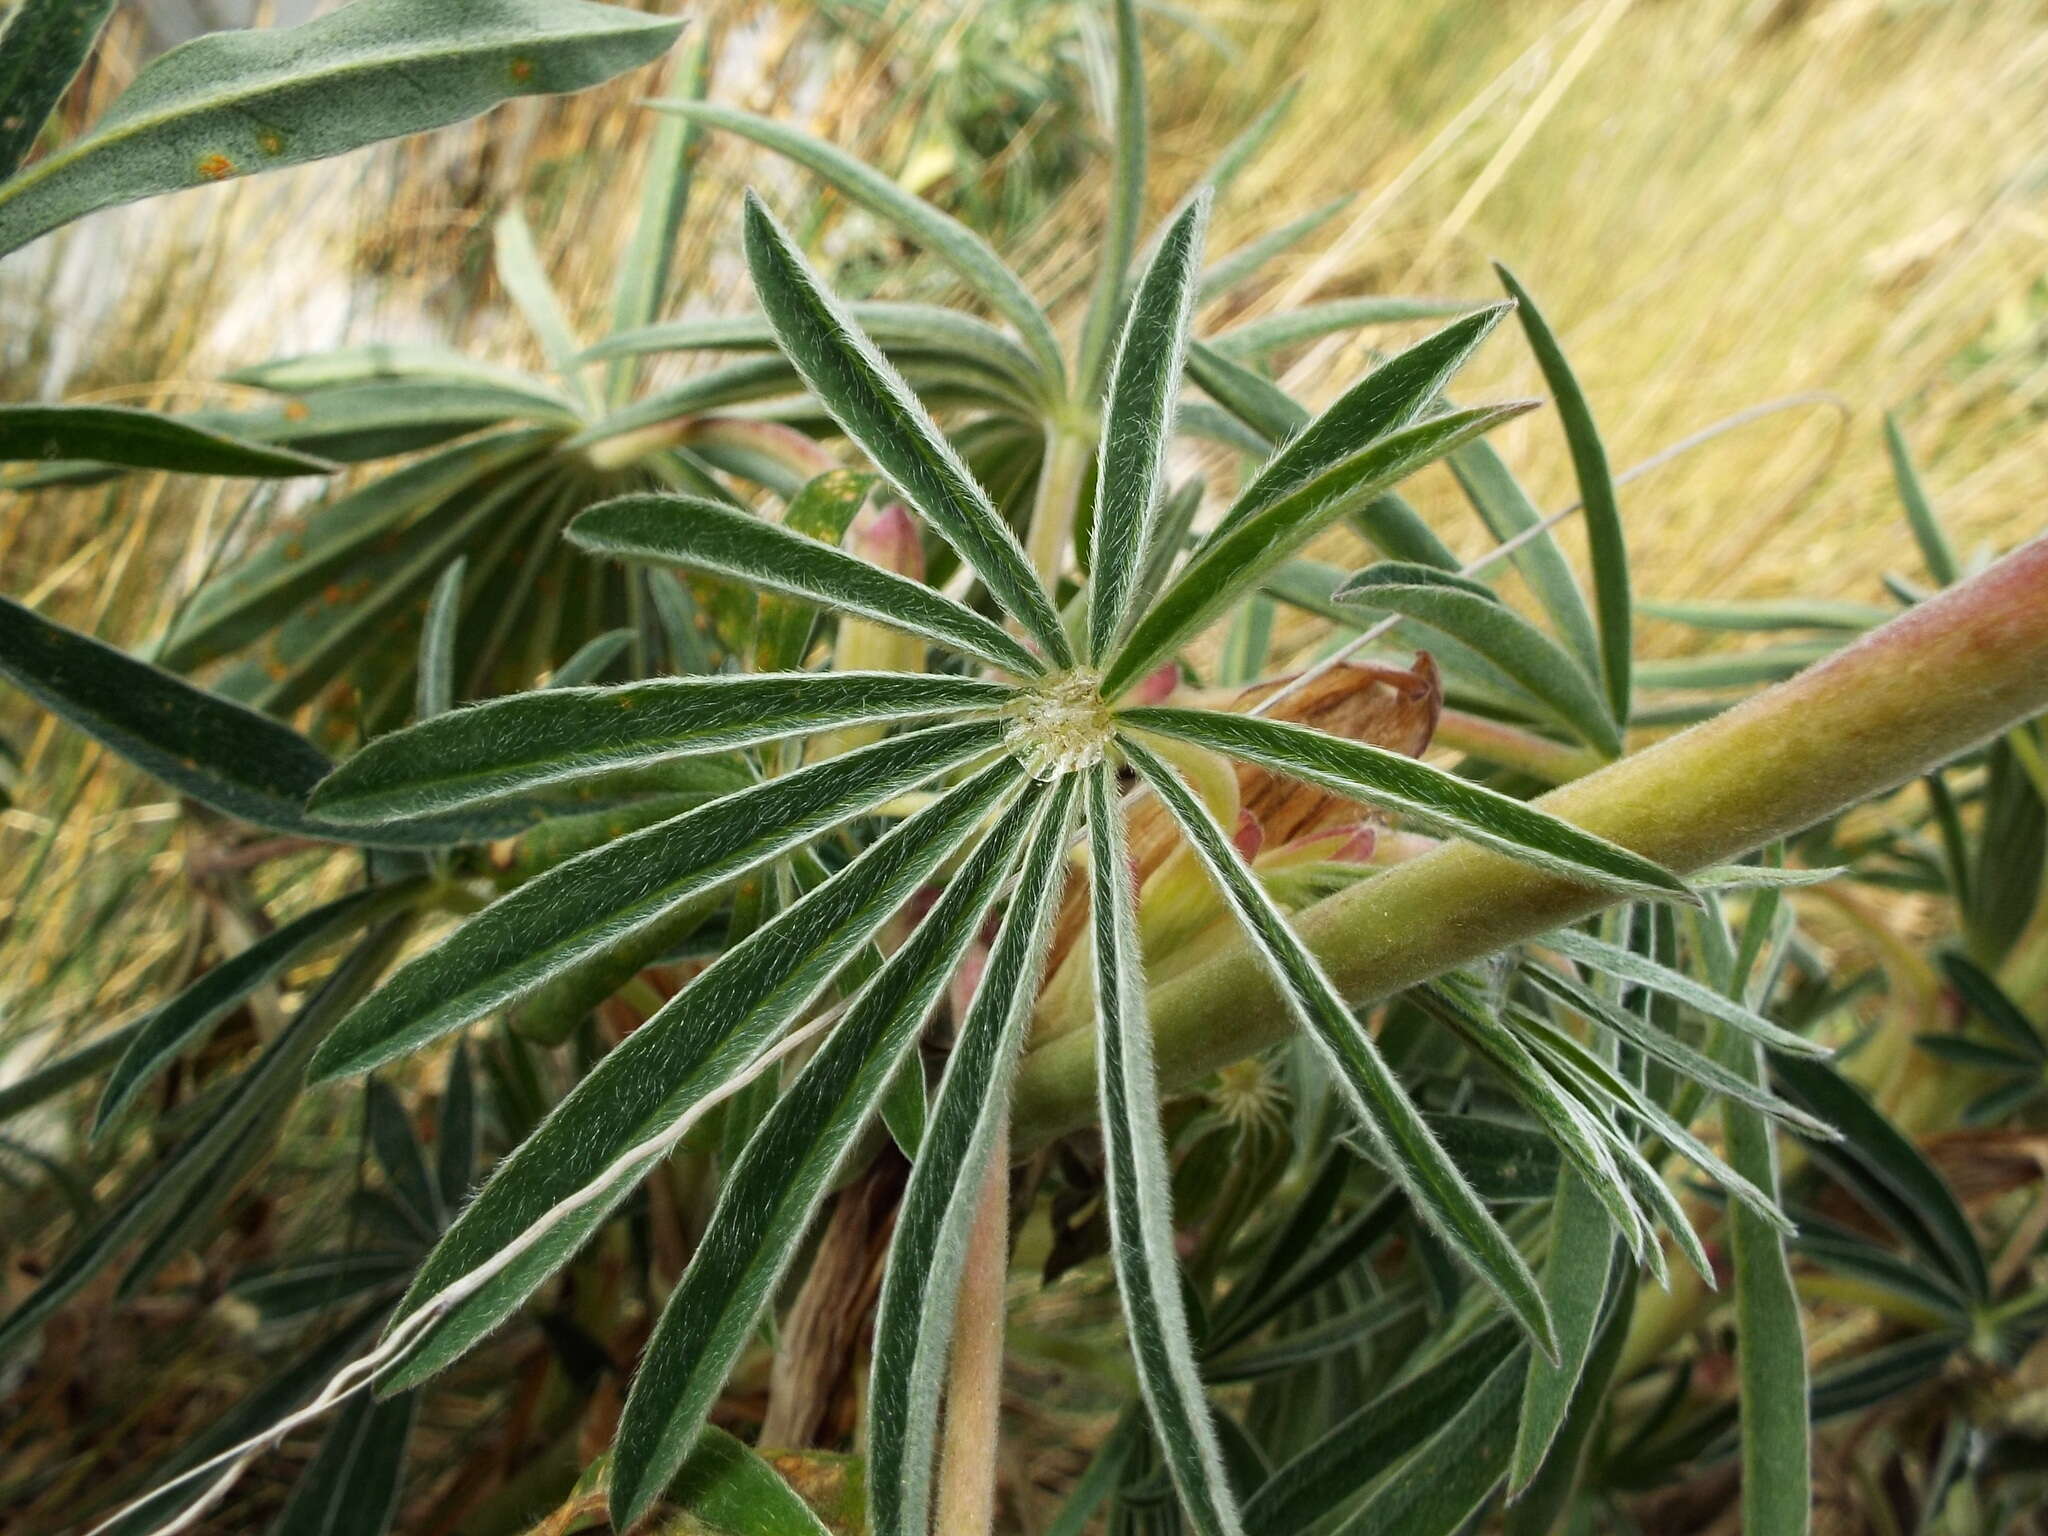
[
  {"x1": 0, "y1": 0, "x2": 2044, "y2": 1527},
  {"x1": 3, "y1": 0, "x2": 2044, "y2": 1163}
]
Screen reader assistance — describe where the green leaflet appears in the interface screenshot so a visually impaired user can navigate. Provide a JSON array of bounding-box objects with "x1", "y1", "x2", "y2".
[
  {"x1": 1120, "y1": 708, "x2": 1689, "y2": 901},
  {"x1": 1642, "y1": 596, "x2": 1890, "y2": 633},
  {"x1": 416, "y1": 556, "x2": 466, "y2": 720},
  {"x1": 94, "y1": 884, "x2": 407, "y2": 1136},
  {"x1": 739, "y1": 195, "x2": 1072, "y2": 666},
  {"x1": 1332, "y1": 1341, "x2": 1526, "y2": 1535},
  {"x1": 0, "y1": 404, "x2": 334, "y2": 477},
  {"x1": 569, "y1": 491, "x2": 1045, "y2": 678},
  {"x1": 0, "y1": 0, "x2": 683, "y2": 256},
  {"x1": 1495, "y1": 266, "x2": 1631, "y2": 725},
  {"x1": 1196, "y1": 195, "x2": 1352, "y2": 303},
  {"x1": 1539, "y1": 928, "x2": 1827, "y2": 1058},
  {"x1": 869, "y1": 777, "x2": 1079, "y2": 1536},
  {"x1": 607, "y1": 35, "x2": 709, "y2": 404},
  {"x1": 0, "y1": 593, "x2": 527, "y2": 847},
  {"x1": 309, "y1": 718, "x2": 1007, "y2": 1080},
  {"x1": 160, "y1": 426, "x2": 555, "y2": 670},
  {"x1": 564, "y1": 356, "x2": 807, "y2": 450},
  {"x1": 1508, "y1": 1171, "x2": 1615, "y2": 1493},
  {"x1": 751, "y1": 470, "x2": 876, "y2": 673},
  {"x1": 1504, "y1": 1265, "x2": 1636, "y2": 1536},
  {"x1": 1085, "y1": 762, "x2": 1245, "y2": 1536},
  {"x1": 1127, "y1": 739, "x2": 1556, "y2": 1358},
  {"x1": 1884, "y1": 412, "x2": 1958, "y2": 587},
  {"x1": 651, "y1": 101, "x2": 1062, "y2": 383},
  {"x1": 1211, "y1": 295, "x2": 1478, "y2": 360},
  {"x1": 1243, "y1": 1322, "x2": 1519, "y2": 1536},
  {"x1": 1336, "y1": 561, "x2": 1620, "y2": 756},
  {"x1": 1446, "y1": 438, "x2": 1602, "y2": 680},
  {"x1": 585, "y1": 302, "x2": 1046, "y2": 400},
  {"x1": 0, "y1": 0, "x2": 119, "y2": 179},
  {"x1": 608, "y1": 786, "x2": 1046, "y2": 1529},
  {"x1": 658, "y1": 1428, "x2": 835, "y2": 1536},
  {"x1": 0, "y1": 1020, "x2": 144, "y2": 1125},
  {"x1": 225, "y1": 341, "x2": 545, "y2": 395},
  {"x1": 378, "y1": 758, "x2": 1024, "y2": 1392},
  {"x1": 1183, "y1": 341, "x2": 1306, "y2": 445},
  {"x1": 493, "y1": 206, "x2": 590, "y2": 405},
  {"x1": 1089, "y1": 195, "x2": 1208, "y2": 660},
  {"x1": 0, "y1": 921, "x2": 407, "y2": 1361},
  {"x1": 1075, "y1": 0, "x2": 1148, "y2": 393},
  {"x1": 1106, "y1": 401, "x2": 1534, "y2": 694},
  {"x1": 311, "y1": 671, "x2": 1015, "y2": 825}
]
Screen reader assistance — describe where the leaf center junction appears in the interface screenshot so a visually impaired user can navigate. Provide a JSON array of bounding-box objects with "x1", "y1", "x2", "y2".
[{"x1": 1004, "y1": 668, "x2": 1116, "y2": 781}]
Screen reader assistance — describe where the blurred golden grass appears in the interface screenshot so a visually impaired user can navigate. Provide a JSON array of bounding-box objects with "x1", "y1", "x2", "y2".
[{"x1": 3, "y1": 0, "x2": 2044, "y2": 1104}]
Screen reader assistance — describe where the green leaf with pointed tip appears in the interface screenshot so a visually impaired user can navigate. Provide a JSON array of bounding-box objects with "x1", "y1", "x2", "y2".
[
  {"x1": 1884, "y1": 413, "x2": 1957, "y2": 587},
  {"x1": 653, "y1": 102, "x2": 1061, "y2": 382},
  {"x1": 313, "y1": 672, "x2": 1013, "y2": 825},
  {"x1": 1243, "y1": 1322, "x2": 1519, "y2": 1536},
  {"x1": 1197, "y1": 196, "x2": 1353, "y2": 303},
  {"x1": 1126, "y1": 739, "x2": 1556, "y2": 1358},
  {"x1": 273, "y1": 1384, "x2": 415, "y2": 1536},
  {"x1": 0, "y1": 1021, "x2": 143, "y2": 1125},
  {"x1": 1494, "y1": 267, "x2": 1630, "y2": 724},
  {"x1": 549, "y1": 628, "x2": 632, "y2": 687},
  {"x1": 310, "y1": 718, "x2": 1006, "y2": 1081},
  {"x1": 607, "y1": 34, "x2": 708, "y2": 404},
  {"x1": 1075, "y1": 0, "x2": 1148, "y2": 393},
  {"x1": 587, "y1": 302, "x2": 1046, "y2": 399},
  {"x1": 0, "y1": 0, "x2": 683, "y2": 257},
  {"x1": 379, "y1": 759, "x2": 1023, "y2": 1392},
  {"x1": 0, "y1": 922, "x2": 406, "y2": 1362},
  {"x1": 0, "y1": 594, "x2": 523, "y2": 847},
  {"x1": 1333, "y1": 1340, "x2": 1524, "y2": 1535},
  {"x1": 1540, "y1": 928, "x2": 1826, "y2": 1058},
  {"x1": 1718, "y1": 1026, "x2": 1811, "y2": 1536},
  {"x1": 159, "y1": 427, "x2": 553, "y2": 671},
  {"x1": 225, "y1": 342, "x2": 545, "y2": 395},
  {"x1": 1446, "y1": 438, "x2": 1601, "y2": 681},
  {"x1": 1509, "y1": 1172, "x2": 1615, "y2": 1494},
  {"x1": 1211, "y1": 296, "x2": 1478, "y2": 359},
  {"x1": 1184, "y1": 341, "x2": 1305, "y2": 444},
  {"x1": 739, "y1": 195, "x2": 1070, "y2": 665},
  {"x1": 609, "y1": 786, "x2": 1045, "y2": 1530},
  {"x1": 1642, "y1": 596, "x2": 1890, "y2": 633},
  {"x1": 1108, "y1": 400, "x2": 1532, "y2": 695},
  {"x1": 493, "y1": 206, "x2": 589, "y2": 405},
  {"x1": 1090, "y1": 195, "x2": 1208, "y2": 660},
  {"x1": 94, "y1": 884, "x2": 402, "y2": 1137},
  {"x1": 1085, "y1": 762, "x2": 1245, "y2": 1536},
  {"x1": 1121, "y1": 709, "x2": 1688, "y2": 902},
  {"x1": 0, "y1": 404, "x2": 335, "y2": 477},
  {"x1": 571, "y1": 492, "x2": 1042, "y2": 677},
  {"x1": 0, "y1": 0, "x2": 118, "y2": 179},
  {"x1": 1337, "y1": 561, "x2": 1619, "y2": 755},
  {"x1": 1349, "y1": 491, "x2": 1460, "y2": 571},
  {"x1": 1504, "y1": 1265, "x2": 1635, "y2": 1536},
  {"x1": 365, "y1": 1077, "x2": 441, "y2": 1239},
  {"x1": 870, "y1": 777, "x2": 1078, "y2": 1536},
  {"x1": 415, "y1": 557, "x2": 465, "y2": 720}
]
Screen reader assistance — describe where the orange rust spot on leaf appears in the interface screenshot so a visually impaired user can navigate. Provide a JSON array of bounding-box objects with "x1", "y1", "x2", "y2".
[
  {"x1": 256, "y1": 129, "x2": 285, "y2": 156},
  {"x1": 195, "y1": 153, "x2": 234, "y2": 181},
  {"x1": 284, "y1": 541, "x2": 304, "y2": 560},
  {"x1": 282, "y1": 399, "x2": 310, "y2": 422},
  {"x1": 508, "y1": 57, "x2": 536, "y2": 83}
]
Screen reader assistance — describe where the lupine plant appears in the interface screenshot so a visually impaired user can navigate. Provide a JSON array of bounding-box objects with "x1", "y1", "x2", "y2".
[{"x1": 6, "y1": 4, "x2": 2048, "y2": 1535}]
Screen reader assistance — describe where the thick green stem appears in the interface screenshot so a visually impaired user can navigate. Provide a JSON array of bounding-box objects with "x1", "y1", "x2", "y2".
[
  {"x1": 1026, "y1": 422, "x2": 1094, "y2": 594},
  {"x1": 1013, "y1": 534, "x2": 2048, "y2": 1149}
]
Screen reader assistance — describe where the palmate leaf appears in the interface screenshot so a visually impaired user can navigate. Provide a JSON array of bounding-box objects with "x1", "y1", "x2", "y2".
[
  {"x1": 1120, "y1": 709, "x2": 1688, "y2": 901},
  {"x1": 1089, "y1": 194, "x2": 1208, "y2": 660},
  {"x1": 609, "y1": 785, "x2": 1049, "y2": 1529},
  {"x1": 1124, "y1": 739, "x2": 1556, "y2": 1356},
  {"x1": 310, "y1": 671, "x2": 1015, "y2": 825},
  {"x1": 569, "y1": 492, "x2": 1045, "y2": 678},
  {"x1": 739, "y1": 194, "x2": 1073, "y2": 666},
  {"x1": 377, "y1": 757, "x2": 1025, "y2": 1393},
  {"x1": 309, "y1": 718, "x2": 1007, "y2": 1080},
  {"x1": 0, "y1": 404, "x2": 335, "y2": 477},
  {"x1": 0, "y1": 0, "x2": 684, "y2": 256},
  {"x1": 1105, "y1": 400, "x2": 1535, "y2": 695},
  {"x1": 1085, "y1": 761, "x2": 1244, "y2": 1536}
]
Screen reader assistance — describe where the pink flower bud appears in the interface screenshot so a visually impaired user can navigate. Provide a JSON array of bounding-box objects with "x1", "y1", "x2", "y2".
[{"x1": 851, "y1": 500, "x2": 923, "y2": 579}]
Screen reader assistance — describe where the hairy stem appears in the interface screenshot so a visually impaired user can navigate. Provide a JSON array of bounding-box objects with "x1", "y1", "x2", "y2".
[
  {"x1": 1026, "y1": 422, "x2": 1094, "y2": 594},
  {"x1": 933, "y1": 1120, "x2": 1011, "y2": 1536},
  {"x1": 1014, "y1": 534, "x2": 2048, "y2": 1148}
]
